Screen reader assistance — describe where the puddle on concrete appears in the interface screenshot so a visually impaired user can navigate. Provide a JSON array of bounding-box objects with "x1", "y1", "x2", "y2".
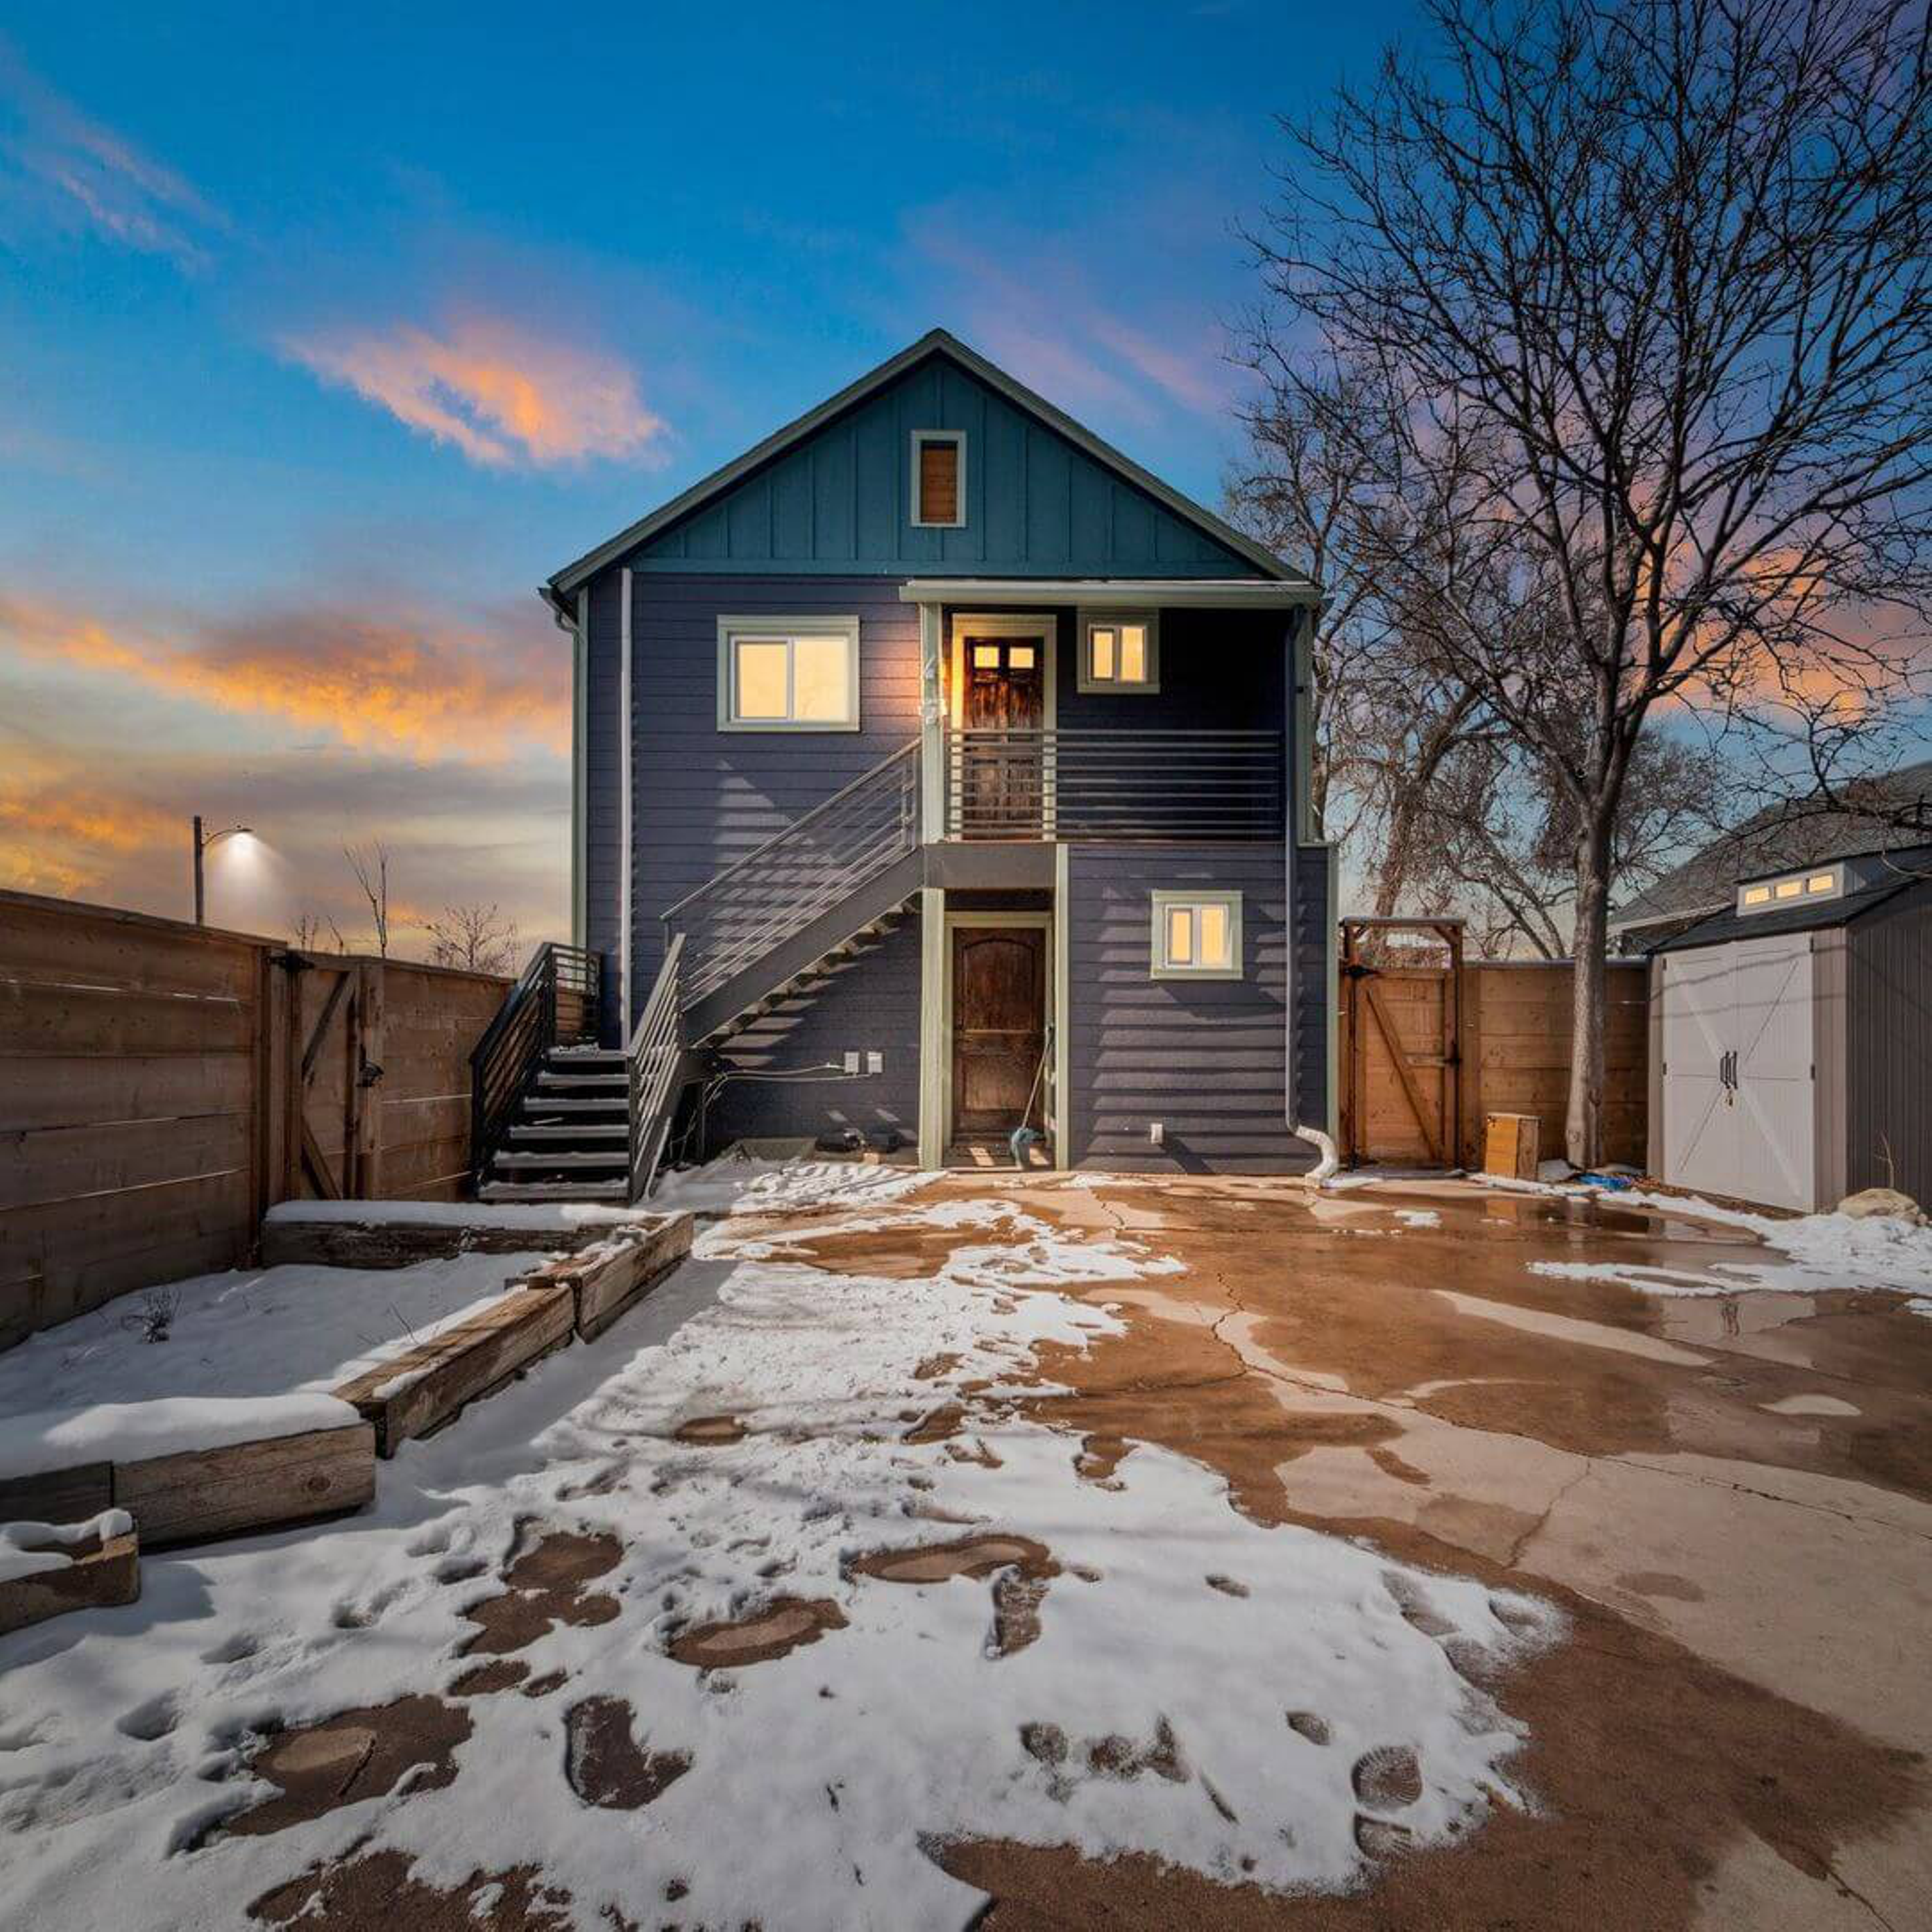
[
  {"x1": 251, "y1": 1848, "x2": 574, "y2": 1929},
  {"x1": 667, "y1": 1596, "x2": 847, "y2": 1669},
  {"x1": 562, "y1": 1696, "x2": 691, "y2": 1810},
  {"x1": 674, "y1": 1414, "x2": 748, "y2": 1445},
  {"x1": 459, "y1": 1527, "x2": 621, "y2": 1658},
  {"x1": 216, "y1": 1696, "x2": 470, "y2": 1838}
]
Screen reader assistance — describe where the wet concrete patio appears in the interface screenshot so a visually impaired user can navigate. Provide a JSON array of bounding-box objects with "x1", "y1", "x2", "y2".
[{"x1": 776, "y1": 1173, "x2": 1932, "y2": 1930}]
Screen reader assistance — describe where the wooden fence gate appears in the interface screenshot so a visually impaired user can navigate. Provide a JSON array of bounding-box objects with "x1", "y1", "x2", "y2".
[
  {"x1": 1337, "y1": 917, "x2": 1650, "y2": 1170},
  {"x1": 1339, "y1": 919, "x2": 1463, "y2": 1166}
]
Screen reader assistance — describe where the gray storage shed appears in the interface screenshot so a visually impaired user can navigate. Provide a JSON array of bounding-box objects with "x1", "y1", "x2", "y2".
[{"x1": 1649, "y1": 846, "x2": 1932, "y2": 1213}]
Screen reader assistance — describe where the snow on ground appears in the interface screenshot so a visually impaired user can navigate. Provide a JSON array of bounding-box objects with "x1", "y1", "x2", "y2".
[
  {"x1": 653, "y1": 1151, "x2": 941, "y2": 1215},
  {"x1": 0, "y1": 1250, "x2": 548, "y2": 1473},
  {"x1": 1525, "y1": 1186, "x2": 1932, "y2": 1305},
  {"x1": 0, "y1": 1191, "x2": 1559, "y2": 1931}
]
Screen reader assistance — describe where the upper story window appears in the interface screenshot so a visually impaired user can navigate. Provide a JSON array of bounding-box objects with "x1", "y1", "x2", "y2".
[
  {"x1": 1737, "y1": 863, "x2": 1841, "y2": 913},
  {"x1": 1150, "y1": 890, "x2": 1242, "y2": 980},
  {"x1": 716, "y1": 616, "x2": 861, "y2": 732},
  {"x1": 1079, "y1": 610, "x2": 1159, "y2": 692},
  {"x1": 911, "y1": 430, "x2": 965, "y2": 528}
]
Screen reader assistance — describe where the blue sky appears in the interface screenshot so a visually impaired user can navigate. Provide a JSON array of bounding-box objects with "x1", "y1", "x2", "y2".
[{"x1": 0, "y1": 1, "x2": 1409, "y2": 943}]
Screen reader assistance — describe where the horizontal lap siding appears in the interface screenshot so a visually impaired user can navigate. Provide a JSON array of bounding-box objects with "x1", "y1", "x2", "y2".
[
  {"x1": 703, "y1": 924, "x2": 920, "y2": 1152},
  {"x1": 625, "y1": 574, "x2": 921, "y2": 1029},
  {"x1": 584, "y1": 573, "x2": 624, "y2": 1041},
  {"x1": 1066, "y1": 845, "x2": 1320, "y2": 1174}
]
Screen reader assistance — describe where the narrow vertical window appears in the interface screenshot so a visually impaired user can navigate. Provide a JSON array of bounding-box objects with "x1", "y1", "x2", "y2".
[{"x1": 911, "y1": 431, "x2": 965, "y2": 527}]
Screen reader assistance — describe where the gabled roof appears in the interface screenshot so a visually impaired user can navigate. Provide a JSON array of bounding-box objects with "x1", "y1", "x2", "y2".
[
  {"x1": 542, "y1": 329, "x2": 1305, "y2": 606},
  {"x1": 1612, "y1": 759, "x2": 1932, "y2": 933},
  {"x1": 1651, "y1": 872, "x2": 1921, "y2": 952}
]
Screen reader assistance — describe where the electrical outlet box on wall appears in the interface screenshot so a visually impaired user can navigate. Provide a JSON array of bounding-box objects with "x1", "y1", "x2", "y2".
[
  {"x1": 843, "y1": 1051, "x2": 860, "y2": 1074},
  {"x1": 1149, "y1": 1121, "x2": 1164, "y2": 1147},
  {"x1": 866, "y1": 1051, "x2": 882, "y2": 1074}
]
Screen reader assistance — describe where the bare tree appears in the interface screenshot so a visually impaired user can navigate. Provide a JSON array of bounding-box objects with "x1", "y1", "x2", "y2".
[
  {"x1": 424, "y1": 902, "x2": 521, "y2": 975},
  {"x1": 343, "y1": 842, "x2": 392, "y2": 957},
  {"x1": 1251, "y1": 0, "x2": 1932, "y2": 1162}
]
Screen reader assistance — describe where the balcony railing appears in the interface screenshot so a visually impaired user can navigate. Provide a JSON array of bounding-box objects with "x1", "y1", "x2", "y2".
[{"x1": 942, "y1": 729, "x2": 1283, "y2": 841}]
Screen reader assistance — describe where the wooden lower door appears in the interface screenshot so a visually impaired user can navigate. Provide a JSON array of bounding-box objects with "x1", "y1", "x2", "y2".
[{"x1": 951, "y1": 926, "x2": 1046, "y2": 1135}]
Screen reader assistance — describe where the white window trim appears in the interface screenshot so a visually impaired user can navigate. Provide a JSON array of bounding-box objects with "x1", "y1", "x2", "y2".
[
  {"x1": 1078, "y1": 608, "x2": 1160, "y2": 693},
  {"x1": 716, "y1": 615, "x2": 862, "y2": 732},
  {"x1": 1150, "y1": 889, "x2": 1243, "y2": 981},
  {"x1": 1737, "y1": 862, "x2": 1843, "y2": 914},
  {"x1": 910, "y1": 429, "x2": 967, "y2": 529}
]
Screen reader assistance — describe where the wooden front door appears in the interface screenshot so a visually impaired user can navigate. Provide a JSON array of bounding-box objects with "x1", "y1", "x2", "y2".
[
  {"x1": 951, "y1": 925, "x2": 1046, "y2": 1135},
  {"x1": 958, "y1": 633, "x2": 1044, "y2": 835}
]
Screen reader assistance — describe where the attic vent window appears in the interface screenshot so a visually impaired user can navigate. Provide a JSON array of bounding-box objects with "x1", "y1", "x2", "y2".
[
  {"x1": 911, "y1": 431, "x2": 964, "y2": 528},
  {"x1": 1737, "y1": 864, "x2": 1842, "y2": 914}
]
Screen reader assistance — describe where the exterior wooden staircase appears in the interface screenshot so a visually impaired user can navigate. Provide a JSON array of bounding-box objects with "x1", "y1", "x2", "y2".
[{"x1": 469, "y1": 740, "x2": 922, "y2": 1203}]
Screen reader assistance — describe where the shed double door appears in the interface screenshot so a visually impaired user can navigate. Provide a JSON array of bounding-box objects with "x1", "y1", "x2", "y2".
[{"x1": 1659, "y1": 934, "x2": 1816, "y2": 1211}]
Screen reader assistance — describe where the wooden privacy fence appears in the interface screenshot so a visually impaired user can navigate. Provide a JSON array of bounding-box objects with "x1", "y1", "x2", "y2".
[
  {"x1": 1339, "y1": 920, "x2": 1648, "y2": 1170},
  {"x1": 0, "y1": 890, "x2": 511, "y2": 1348}
]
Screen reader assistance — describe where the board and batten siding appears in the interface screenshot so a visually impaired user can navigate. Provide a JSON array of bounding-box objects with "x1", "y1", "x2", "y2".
[
  {"x1": 632, "y1": 352, "x2": 1257, "y2": 579},
  {"x1": 1064, "y1": 843, "x2": 1327, "y2": 1173},
  {"x1": 703, "y1": 923, "x2": 920, "y2": 1153},
  {"x1": 608, "y1": 573, "x2": 922, "y2": 1028}
]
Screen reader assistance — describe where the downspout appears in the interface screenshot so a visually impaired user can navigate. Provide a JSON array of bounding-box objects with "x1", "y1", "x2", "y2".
[{"x1": 1285, "y1": 605, "x2": 1339, "y2": 1182}]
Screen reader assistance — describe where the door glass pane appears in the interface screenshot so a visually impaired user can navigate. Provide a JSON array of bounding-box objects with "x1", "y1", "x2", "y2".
[
  {"x1": 1196, "y1": 902, "x2": 1230, "y2": 967},
  {"x1": 792, "y1": 635, "x2": 850, "y2": 721},
  {"x1": 734, "y1": 639, "x2": 789, "y2": 720},
  {"x1": 1007, "y1": 643, "x2": 1035, "y2": 669},
  {"x1": 1167, "y1": 906, "x2": 1194, "y2": 965},
  {"x1": 1091, "y1": 626, "x2": 1116, "y2": 681},
  {"x1": 1118, "y1": 623, "x2": 1147, "y2": 683},
  {"x1": 973, "y1": 642, "x2": 1002, "y2": 669}
]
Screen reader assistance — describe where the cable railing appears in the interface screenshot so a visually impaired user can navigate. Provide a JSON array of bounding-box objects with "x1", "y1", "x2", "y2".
[
  {"x1": 942, "y1": 728, "x2": 1283, "y2": 840},
  {"x1": 468, "y1": 942, "x2": 601, "y2": 1184},
  {"x1": 662, "y1": 740, "x2": 921, "y2": 1010}
]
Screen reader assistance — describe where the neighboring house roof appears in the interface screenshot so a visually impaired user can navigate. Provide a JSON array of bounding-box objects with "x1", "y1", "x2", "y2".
[
  {"x1": 1650, "y1": 873, "x2": 1920, "y2": 952},
  {"x1": 1611, "y1": 759, "x2": 1932, "y2": 934},
  {"x1": 542, "y1": 329, "x2": 1308, "y2": 608}
]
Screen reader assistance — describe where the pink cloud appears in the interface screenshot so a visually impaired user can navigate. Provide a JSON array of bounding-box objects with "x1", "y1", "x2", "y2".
[
  {"x1": 282, "y1": 314, "x2": 667, "y2": 468},
  {"x1": 0, "y1": 37, "x2": 224, "y2": 263}
]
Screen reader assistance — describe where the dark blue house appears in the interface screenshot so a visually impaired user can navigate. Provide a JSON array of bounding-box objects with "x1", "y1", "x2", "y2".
[{"x1": 473, "y1": 330, "x2": 1335, "y2": 1197}]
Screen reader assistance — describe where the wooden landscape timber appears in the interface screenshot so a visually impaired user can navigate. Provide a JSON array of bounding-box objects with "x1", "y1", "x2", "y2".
[
  {"x1": 520, "y1": 1216, "x2": 696, "y2": 1341},
  {"x1": 0, "y1": 1522, "x2": 140, "y2": 1637},
  {"x1": 0, "y1": 889, "x2": 511, "y2": 1349},
  {"x1": 333, "y1": 1283, "x2": 576, "y2": 1457},
  {"x1": 114, "y1": 1424, "x2": 376, "y2": 1550},
  {"x1": 259, "y1": 1210, "x2": 664, "y2": 1272}
]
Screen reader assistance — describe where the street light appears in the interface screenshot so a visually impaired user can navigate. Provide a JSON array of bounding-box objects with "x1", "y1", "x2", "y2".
[{"x1": 192, "y1": 815, "x2": 254, "y2": 925}]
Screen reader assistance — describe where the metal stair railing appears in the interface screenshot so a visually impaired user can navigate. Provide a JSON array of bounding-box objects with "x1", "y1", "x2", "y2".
[
  {"x1": 468, "y1": 942, "x2": 602, "y2": 1186},
  {"x1": 661, "y1": 739, "x2": 921, "y2": 1011},
  {"x1": 626, "y1": 933, "x2": 686, "y2": 1200}
]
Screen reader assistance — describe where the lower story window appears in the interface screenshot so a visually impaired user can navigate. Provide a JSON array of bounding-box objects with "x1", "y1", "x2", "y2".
[
  {"x1": 717, "y1": 616, "x2": 861, "y2": 730},
  {"x1": 1151, "y1": 890, "x2": 1242, "y2": 979}
]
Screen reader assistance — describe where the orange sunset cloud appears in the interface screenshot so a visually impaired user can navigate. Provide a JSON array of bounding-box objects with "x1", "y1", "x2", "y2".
[
  {"x1": 282, "y1": 315, "x2": 665, "y2": 468},
  {"x1": 1, "y1": 594, "x2": 569, "y2": 762}
]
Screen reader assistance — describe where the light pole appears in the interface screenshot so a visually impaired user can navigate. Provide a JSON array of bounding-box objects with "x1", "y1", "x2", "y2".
[{"x1": 192, "y1": 816, "x2": 253, "y2": 925}]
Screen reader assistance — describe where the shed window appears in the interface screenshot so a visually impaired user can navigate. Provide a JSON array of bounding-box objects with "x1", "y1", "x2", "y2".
[
  {"x1": 911, "y1": 431, "x2": 965, "y2": 527},
  {"x1": 1150, "y1": 891, "x2": 1242, "y2": 980},
  {"x1": 1736, "y1": 863, "x2": 1843, "y2": 914},
  {"x1": 716, "y1": 617, "x2": 861, "y2": 731},
  {"x1": 1079, "y1": 611, "x2": 1159, "y2": 692}
]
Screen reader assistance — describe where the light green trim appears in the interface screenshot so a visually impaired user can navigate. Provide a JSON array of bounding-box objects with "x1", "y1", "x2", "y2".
[
  {"x1": 918, "y1": 601, "x2": 943, "y2": 840},
  {"x1": 901, "y1": 577, "x2": 1319, "y2": 608},
  {"x1": 909, "y1": 428, "x2": 967, "y2": 528},
  {"x1": 1325, "y1": 841, "x2": 1341, "y2": 1141},
  {"x1": 1054, "y1": 842, "x2": 1071, "y2": 1168},
  {"x1": 941, "y1": 910, "x2": 1052, "y2": 1152},
  {"x1": 918, "y1": 888, "x2": 946, "y2": 1167},
  {"x1": 715, "y1": 615, "x2": 862, "y2": 732},
  {"x1": 1076, "y1": 608, "x2": 1160, "y2": 693},
  {"x1": 1150, "y1": 889, "x2": 1244, "y2": 981},
  {"x1": 571, "y1": 587, "x2": 589, "y2": 948}
]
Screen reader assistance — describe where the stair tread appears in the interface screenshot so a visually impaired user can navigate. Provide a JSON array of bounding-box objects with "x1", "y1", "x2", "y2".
[
  {"x1": 493, "y1": 1150, "x2": 628, "y2": 1169},
  {"x1": 509, "y1": 1124, "x2": 627, "y2": 1141},
  {"x1": 479, "y1": 1181, "x2": 628, "y2": 1201},
  {"x1": 536, "y1": 1072, "x2": 627, "y2": 1088}
]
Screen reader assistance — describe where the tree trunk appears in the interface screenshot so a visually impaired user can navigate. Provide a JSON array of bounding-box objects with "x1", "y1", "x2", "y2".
[{"x1": 1565, "y1": 815, "x2": 1615, "y2": 1169}]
